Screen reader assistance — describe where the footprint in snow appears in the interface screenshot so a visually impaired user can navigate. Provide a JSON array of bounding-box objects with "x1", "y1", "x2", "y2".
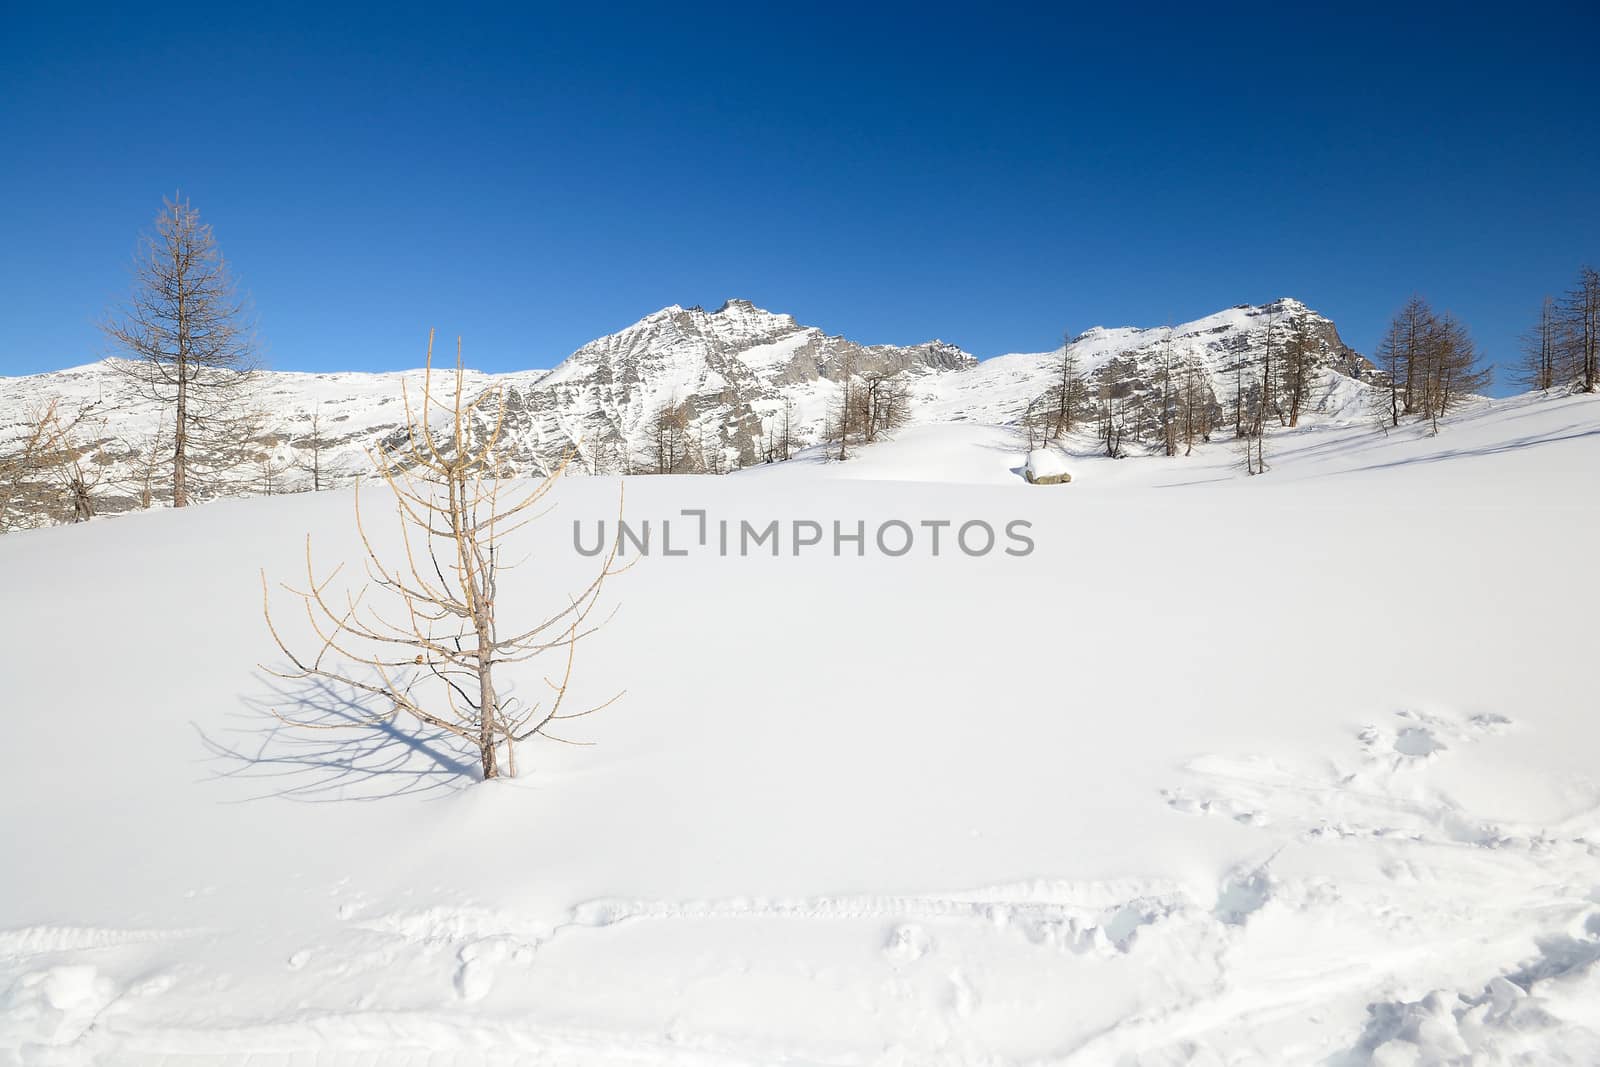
[
  {"x1": 1393, "y1": 726, "x2": 1444, "y2": 758},
  {"x1": 454, "y1": 939, "x2": 509, "y2": 1001},
  {"x1": 1361, "y1": 709, "x2": 1514, "y2": 768},
  {"x1": 946, "y1": 967, "x2": 978, "y2": 1017},
  {"x1": 1215, "y1": 867, "x2": 1273, "y2": 925},
  {"x1": 884, "y1": 923, "x2": 933, "y2": 963}
]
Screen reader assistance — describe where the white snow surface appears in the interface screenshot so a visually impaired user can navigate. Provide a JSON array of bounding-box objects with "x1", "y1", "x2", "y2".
[{"x1": 3, "y1": 392, "x2": 1600, "y2": 1065}]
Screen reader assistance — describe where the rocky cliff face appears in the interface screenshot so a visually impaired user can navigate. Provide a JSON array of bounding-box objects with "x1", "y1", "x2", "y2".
[{"x1": 0, "y1": 298, "x2": 1375, "y2": 521}]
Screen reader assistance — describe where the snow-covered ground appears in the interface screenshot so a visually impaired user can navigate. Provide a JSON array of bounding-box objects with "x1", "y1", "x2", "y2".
[{"x1": 2, "y1": 392, "x2": 1599, "y2": 1065}]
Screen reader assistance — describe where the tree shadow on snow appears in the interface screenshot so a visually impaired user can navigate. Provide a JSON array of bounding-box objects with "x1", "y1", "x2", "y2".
[
  {"x1": 195, "y1": 673, "x2": 479, "y2": 803},
  {"x1": 1329, "y1": 424, "x2": 1600, "y2": 478}
]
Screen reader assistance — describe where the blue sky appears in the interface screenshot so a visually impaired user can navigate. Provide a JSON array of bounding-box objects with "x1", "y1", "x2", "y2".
[{"x1": 3, "y1": 3, "x2": 1596, "y2": 389}]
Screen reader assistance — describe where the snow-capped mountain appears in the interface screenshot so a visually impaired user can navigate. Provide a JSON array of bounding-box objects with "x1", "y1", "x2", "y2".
[
  {"x1": 0, "y1": 297, "x2": 1375, "y2": 516},
  {"x1": 917, "y1": 298, "x2": 1374, "y2": 427},
  {"x1": 483, "y1": 298, "x2": 976, "y2": 474}
]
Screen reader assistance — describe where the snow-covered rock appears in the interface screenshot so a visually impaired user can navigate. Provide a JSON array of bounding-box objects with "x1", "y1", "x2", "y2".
[{"x1": 1024, "y1": 448, "x2": 1072, "y2": 484}]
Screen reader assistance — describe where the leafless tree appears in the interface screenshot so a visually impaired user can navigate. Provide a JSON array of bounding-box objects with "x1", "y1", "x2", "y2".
[
  {"x1": 262, "y1": 333, "x2": 628, "y2": 781},
  {"x1": 855, "y1": 370, "x2": 911, "y2": 444},
  {"x1": 37, "y1": 402, "x2": 107, "y2": 523},
  {"x1": 1279, "y1": 312, "x2": 1316, "y2": 427},
  {"x1": 252, "y1": 434, "x2": 297, "y2": 496},
  {"x1": 1519, "y1": 297, "x2": 1560, "y2": 393},
  {"x1": 1231, "y1": 347, "x2": 1247, "y2": 438},
  {"x1": 645, "y1": 398, "x2": 696, "y2": 474},
  {"x1": 1374, "y1": 318, "x2": 1406, "y2": 427},
  {"x1": 1560, "y1": 265, "x2": 1599, "y2": 393},
  {"x1": 1260, "y1": 306, "x2": 1281, "y2": 428},
  {"x1": 1237, "y1": 421, "x2": 1267, "y2": 475},
  {"x1": 1, "y1": 401, "x2": 68, "y2": 531},
  {"x1": 0, "y1": 409, "x2": 53, "y2": 531},
  {"x1": 1380, "y1": 299, "x2": 1489, "y2": 433},
  {"x1": 294, "y1": 405, "x2": 350, "y2": 491},
  {"x1": 1095, "y1": 371, "x2": 1128, "y2": 459},
  {"x1": 1394, "y1": 296, "x2": 1435, "y2": 417},
  {"x1": 1018, "y1": 394, "x2": 1051, "y2": 450},
  {"x1": 828, "y1": 354, "x2": 862, "y2": 461},
  {"x1": 116, "y1": 420, "x2": 173, "y2": 510},
  {"x1": 0, "y1": 399, "x2": 106, "y2": 530},
  {"x1": 760, "y1": 399, "x2": 795, "y2": 463},
  {"x1": 1235, "y1": 373, "x2": 1268, "y2": 475},
  {"x1": 1178, "y1": 353, "x2": 1212, "y2": 456},
  {"x1": 1157, "y1": 329, "x2": 1178, "y2": 456},
  {"x1": 1422, "y1": 312, "x2": 1490, "y2": 433},
  {"x1": 1044, "y1": 331, "x2": 1085, "y2": 439},
  {"x1": 696, "y1": 423, "x2": 726, "y2": 474},
  {"x1": 101, "y1": 195, "x2": 260, "y2": 508}
]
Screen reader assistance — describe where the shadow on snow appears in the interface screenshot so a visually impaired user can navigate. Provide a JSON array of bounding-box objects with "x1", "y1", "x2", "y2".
[{"x1": 195, "y1": 672, "x2": 478, "y2": 803}]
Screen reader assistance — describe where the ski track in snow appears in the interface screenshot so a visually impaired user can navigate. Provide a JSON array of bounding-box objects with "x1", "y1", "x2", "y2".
[{"x1": 6, "y1": 709, "x2": 1598, "y2": 1064}]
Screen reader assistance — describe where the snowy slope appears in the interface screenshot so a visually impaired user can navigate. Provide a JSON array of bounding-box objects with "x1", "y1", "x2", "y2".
[{"x1": 2, "y1": 391, "x2": 1598, "y2": 1064}]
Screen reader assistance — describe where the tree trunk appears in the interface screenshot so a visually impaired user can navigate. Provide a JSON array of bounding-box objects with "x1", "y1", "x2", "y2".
[
  {"x1": 173, "y1": 372, "x2": 188, "y2": 507},
  {"x1": 478, "y1": 651, "x2": 499, "y2": 779}
]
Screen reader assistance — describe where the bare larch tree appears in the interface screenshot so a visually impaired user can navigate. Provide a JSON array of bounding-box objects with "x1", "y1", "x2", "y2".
[
  {"x1": 0, "y1": 399, "x2": 104, "y2": 530},
  {"x1": 262, "y1": 333, "x2": 628, "y2": 780},
  {"x1": 854, "y1": 370, "x2": 911, "y2": 445},
  {"x1": 1562, "y1": 265, "x2": 1599, "y2": 393},
  {"x1": 1157, "y1": 329, "x2": 1178, "y2": 456},
  {"x1": 1519, "y1": 296, "x2": 1560, "y2": 392},
  {"x1": 102, "y1": 195, "x2": 259, "y2": 508},
  {"x1": 1, "y1": 401, "x2": 69, "y2": 531},
  {"x1": 1278, "y1": 311, "x2": 1316, "y2": 428},
  {"x1": 1375, "y1": 317, "x2": 1406, "y2": 428},
  {"x1": 1178, "y1": 353, "x2": 1211, "y2": 455},
  {"x1": 1045, "y1": 330, "x2": 1084, "y2": 440},
  {"x1": 644, "y1": 398, "x2": 697, "y2": 474}
]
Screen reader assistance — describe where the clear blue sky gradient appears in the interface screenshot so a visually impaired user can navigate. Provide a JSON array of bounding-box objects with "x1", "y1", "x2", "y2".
[{"x1": 4, "y1": 3, "x2": 1597, "y2": 390}]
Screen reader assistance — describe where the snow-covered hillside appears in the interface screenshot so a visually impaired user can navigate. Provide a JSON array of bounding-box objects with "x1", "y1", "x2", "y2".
[
  {"x1": 0, "y1": 297, "x2": 1371, "y2": 521},
  {"x1": 2, "y1": 390, "x2": 1598, "y2": 1065}
]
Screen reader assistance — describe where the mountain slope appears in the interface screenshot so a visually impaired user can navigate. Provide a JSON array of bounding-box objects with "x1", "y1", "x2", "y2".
[
  {"x1": 917, "y1": 297, "x2": 1374, "y2": 426},
  {"x1": 1, "y1": 297, "x2": 1373, "y2": 521}
]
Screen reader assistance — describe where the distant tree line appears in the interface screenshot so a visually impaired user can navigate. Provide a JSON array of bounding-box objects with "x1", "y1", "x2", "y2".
[{"x1": 1518, "y1": 266, "x2": 1599, "y2": 395}]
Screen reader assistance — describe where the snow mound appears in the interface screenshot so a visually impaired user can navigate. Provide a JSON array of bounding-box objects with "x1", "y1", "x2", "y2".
[{"x1": 1024, "y1": 447, "x2": 1071, "y2": 483}]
